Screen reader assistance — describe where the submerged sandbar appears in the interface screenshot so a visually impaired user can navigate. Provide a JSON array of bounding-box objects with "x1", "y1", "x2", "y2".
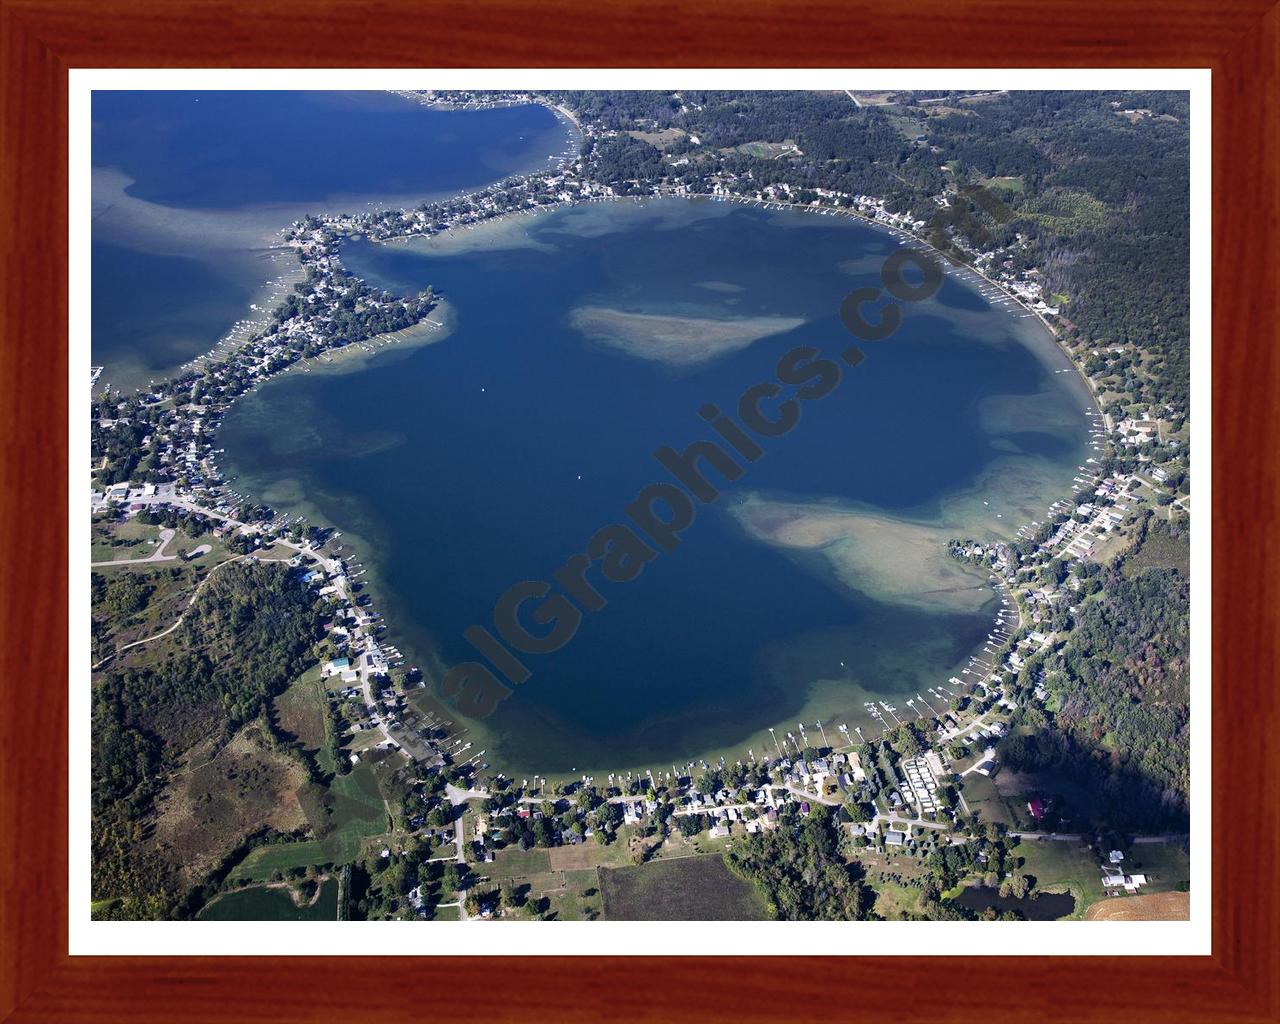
[{"x1": 568, "y1": 305, "x2": 806, "y2": 365}]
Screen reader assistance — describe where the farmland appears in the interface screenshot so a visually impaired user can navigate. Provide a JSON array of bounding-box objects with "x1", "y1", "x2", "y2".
[
  {"x1": 1084, "y1": 891, "x2": 1190, "y2": 920},
  {"x1": 598, "y1": 855, "x2": 770, "y2": 921}
]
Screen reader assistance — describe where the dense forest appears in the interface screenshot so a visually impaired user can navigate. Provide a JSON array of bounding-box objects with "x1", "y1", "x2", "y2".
[
  {"x1": 92, "y1": 562, "x2": 323, "y2": 919},
  {"x1": 1000, "y1": 559, "x2": 1191, "y2": 832},
  {"x1": 725, "y1": 805, "x2": 873, "y2": 920}
]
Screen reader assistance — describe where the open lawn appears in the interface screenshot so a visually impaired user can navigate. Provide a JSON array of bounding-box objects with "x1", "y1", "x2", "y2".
[
  {"x1": 1125, "y1": 839, "x2": 1191, "y2": 892},
  {"x1": 484, "y1": 847, "x2": 605, "y2": 920},
  {"x1": 984, "y1": 175, "x2": 1025, "y2": 193},
  {"x1": 91, "y1": 517, "x2": 161, "y2": 560},
  {"x1": 733, "y1": 139, "x2": 800, "y2": 159},
  {"x1": 1091, "y1": 525, "x2": 1139, "y2": 565},
  {"x1": 961, "y1": 772, "x2": 1024, "y2": 829},
  {"x1": 1014, "y1": 838, "x2": 1106, "y2": 918},
  {"x1": 546, "y1": 867, "x2": 604, "y2": 921},
  {"x1": 872, "y1": 881, "x2": 925, "y2": 920},
  {"x1": 198, "y1": 878, "x2": 339, "y2": 921},
  {"x1": 599, "y1": 854, "x2": 770, "y2": 921},
  {"x1": 626, "y1": 128, "x2": 686, "y2": 148},
  {"x1": 490, "y1": 846, "x2": 551, "y2": 878},
  {"x1": 548, "y1": 840, "x2": 635, "y2": 872}
]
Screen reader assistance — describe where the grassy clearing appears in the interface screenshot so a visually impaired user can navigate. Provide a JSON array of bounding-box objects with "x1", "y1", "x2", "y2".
[
  {"x1": 960, "y1": 772, "x2": 1023, "y2": 828},
  {"x1": 490, "y1": 846, "x2": 551, "y2": 878},
  {"x1": 547, "y1": 841, "x2": 634, "y2": 871},
  {"x1": 1091, "y1": 526, "x2": 1138, "y2": 565},
  {"x1": 626, "y1": 128, "x2": 686, "y2": 148},
  {"x1": 153, "y1": 722, "x2": 310, "y2": 888},
  {"x1": 871, "y1": 880, "x2": 926, "y2": 920},
  {"x1": 733, "y1": 139, "x2": 801, "y2": 159},
  {"x1": 91, "y1": 518, "x2": 162, "y2": 560},
  {"x1": 1122, "y1": 528, "x2": 1190, "y2": 578},
  {"x1": 542, "y1": 867, "x2": 603, "y2": 921},
  {"x1": 984, "y1": 175, "x2": 1025, "y2": 193},
  {"x1": 599, "y1": 855, "x2": 770, "y2": 921},
  {"x1": 198, "y1": 878, "x2": 339, "y2": 921},
  {"x1": 1125, "y1": 839, "x2": 1191, "y2": 892},
  {"x1": 231, "y1": 765, "x2": 389, "y2": 880},
  {"x1": 1014, "y1": 838, "x2": 1105, "y2": 918},
  {"x1": 273, "y1": 664, "x2": 335, "y2": 775}
]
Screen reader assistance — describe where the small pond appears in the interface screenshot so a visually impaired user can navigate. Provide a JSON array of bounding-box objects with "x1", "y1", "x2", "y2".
[{"x1": 952, "y1": 884, "x2": 1075, "y2": 921}]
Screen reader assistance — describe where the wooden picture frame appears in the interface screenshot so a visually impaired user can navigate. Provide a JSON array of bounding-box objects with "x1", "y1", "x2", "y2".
[{"x1": 2, "y1": 1, "x2": 1275, "y2": 1020}]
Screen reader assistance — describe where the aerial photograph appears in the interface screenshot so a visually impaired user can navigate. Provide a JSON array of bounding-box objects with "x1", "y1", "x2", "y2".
[{"x1": 88, "y1": 87, "x2": 1192, "y2": 925}]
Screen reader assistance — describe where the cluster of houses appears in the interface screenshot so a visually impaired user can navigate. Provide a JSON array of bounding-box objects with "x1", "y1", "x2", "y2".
[{"x1": 1100, "y1": 849, "x2": 1149, "y2": 894}]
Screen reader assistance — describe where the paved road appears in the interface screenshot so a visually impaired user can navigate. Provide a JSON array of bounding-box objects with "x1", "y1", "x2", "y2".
[
  {"x1": 1010, "y1": 832, "x2": 1186, "y2": 843},
  {"x1": 445, "y1": 784, "x2": 489, "y2": 864}
]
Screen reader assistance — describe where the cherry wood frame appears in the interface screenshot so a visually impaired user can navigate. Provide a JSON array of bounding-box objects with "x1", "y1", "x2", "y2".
[{"x1": 2, "y1": 1, "x2": 1276, "y2": 1020}]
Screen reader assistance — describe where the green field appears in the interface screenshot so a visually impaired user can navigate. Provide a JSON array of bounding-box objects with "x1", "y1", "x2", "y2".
[
  {"x1": 735, "y1": 139, "x2": 800, "y2": 159},
  {"x1": 231, "y1": 766, "x2": 388, "y2": 880},
  {"x1": 1124, "y1": 839, "x2": 1191, "y2": 892},
  {"x1": 960, "y1": 773, "x2": 1024, "y2": 828},
  {"x1": 599, "y1": 855, "x2": 770, "y2": 921},
  {"x1": 488, "y1": 846, "x2": 551, "y2": 878},
  {"x1": 984, "y1": 175, "x2": 1025, "y2": 193},
  {"x1": 871, "y1": 880, "x2": 926, "y2": 920},
  {"x1": 1013, "y1": 838, "x2": 1105, "y2": 918},
  {"x1": 198, "y1": 879, "x2": 339, "y2": 921},
  {"x1": 627, "y1": 128, "x2": 686, "y2": 149}
]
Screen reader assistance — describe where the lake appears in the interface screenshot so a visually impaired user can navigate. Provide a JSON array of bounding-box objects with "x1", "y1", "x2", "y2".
[
  {"x1": 219, "y1": 196, "x2": 1095, "y2": 775},
  {"x1": 91, "y1": 91, "x2": 574, "y2": 390}
]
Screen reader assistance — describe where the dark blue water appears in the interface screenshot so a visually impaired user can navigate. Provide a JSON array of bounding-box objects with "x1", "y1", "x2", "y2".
[
  {"x1": 91, "y1": 241, "x2": 267, "y2": 385},
  {"x1": 91, "y1": 92, "x2": 572, "y2": 388},
  {"x1": 92, "y1": 91, "x2": 570, "y2": 210},
  {"x1": 220, "y1": 199, "x2": 1090, "y2": 772}
]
